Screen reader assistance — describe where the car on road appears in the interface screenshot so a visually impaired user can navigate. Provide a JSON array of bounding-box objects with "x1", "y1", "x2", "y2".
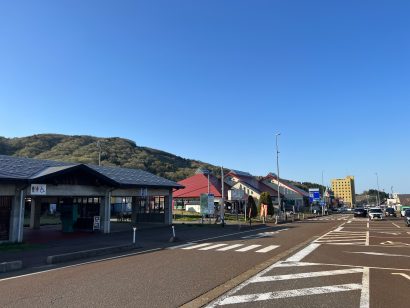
[
  {"x1": 384, "y1": 207, "x2": 397, "y2": 217},
  {"x1": 404, "y1": 209, "x2": 410, "y2": 227},
  {"x1": 353, "y1": 208, "x2": 367, "y2": 217},
  {"x1": 368, "y1": 207, "x2": 384, "y2": 220},
  {"x1": 400, "y1": 206, "x2": 410, "y2": 217}
]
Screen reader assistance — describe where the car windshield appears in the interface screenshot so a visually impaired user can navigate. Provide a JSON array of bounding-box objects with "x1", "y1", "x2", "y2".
[
  {"x1": 370, "y1": 208, "x2": 382, "y2": 213},
  {"x1": 386, "y1": 208, "x2": 394, "y2": 212},
  {"x1": 405, "y1": 211, "x2": 410, "y2": 217}
]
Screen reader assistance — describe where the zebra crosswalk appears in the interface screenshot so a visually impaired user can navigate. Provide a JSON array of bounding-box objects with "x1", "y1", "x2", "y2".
[
  {"x1": 207, "y1": 260, "x2": 369, "y2": 307},
  {"x1": 314, "y1": 229, "x2": 369, "y2": 246},
  {"x1": 180, "y1": 242, "x2": 280, "y2": 253}
]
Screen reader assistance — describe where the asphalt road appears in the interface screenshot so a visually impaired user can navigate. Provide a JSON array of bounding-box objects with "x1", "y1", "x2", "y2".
[
  {"x1": 1, "y1": 214, "x2": 408, "y2": 308},
  {"x1": 207, "y1": 215, "x2": 410, "y2": 308}
]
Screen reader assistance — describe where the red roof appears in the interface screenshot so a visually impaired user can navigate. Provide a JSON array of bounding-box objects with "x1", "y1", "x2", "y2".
[{"x1": 173, "y1": 173, "x2": 225, "y2": 198}]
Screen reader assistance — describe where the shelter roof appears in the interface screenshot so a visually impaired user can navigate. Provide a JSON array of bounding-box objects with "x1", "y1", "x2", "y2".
[{"x1": 0, "y1": 155, "x2": 182, "y2": 189}]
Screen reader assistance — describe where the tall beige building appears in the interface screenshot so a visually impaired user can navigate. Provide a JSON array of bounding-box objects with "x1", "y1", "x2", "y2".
[{"x1": 331, "y1": 176, "x2": 356, "y2": 207}]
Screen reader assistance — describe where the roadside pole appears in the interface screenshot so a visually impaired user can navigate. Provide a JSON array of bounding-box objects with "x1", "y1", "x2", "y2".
[
  {"x1": 132, "y1": 226, "x2": 137, "y2": 245},
  {"x1": 221, "y1": 166, "x2": 225, "y2": 227}
]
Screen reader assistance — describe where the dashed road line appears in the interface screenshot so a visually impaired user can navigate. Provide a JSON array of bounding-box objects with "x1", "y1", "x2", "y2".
[{"x1": 286, "y1": 243, "x2": 321, "y2": 262}]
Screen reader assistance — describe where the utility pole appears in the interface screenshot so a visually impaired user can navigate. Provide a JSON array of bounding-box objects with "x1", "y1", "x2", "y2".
[
  {"x1": 276, "y1": 133, "x2": 281, "y2": 215},
  {"x1": 97, "y1": 141, "x2": 102, "y2": 166},
  {"x1": 375, "y1": 172, "x2": 381, "y2": 206},
  {"x1": 221, "y1": 166, "x2": 225, "y2": 226}
]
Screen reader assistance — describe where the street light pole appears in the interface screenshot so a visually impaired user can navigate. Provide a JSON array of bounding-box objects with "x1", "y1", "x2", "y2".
[
  {"x1": 375, "y1": 172, "x2": 381, "y2": 206},
  {"x1": 275, "y1": 133, "x2": 281, "y2": 215}
]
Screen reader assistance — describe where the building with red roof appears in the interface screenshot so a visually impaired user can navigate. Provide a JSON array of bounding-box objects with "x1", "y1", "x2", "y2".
[{"x1": 173, "y1": 171, "x2": 228, "y2": 212}]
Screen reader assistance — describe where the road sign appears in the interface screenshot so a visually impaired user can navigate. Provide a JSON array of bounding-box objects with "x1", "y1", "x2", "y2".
[
  {"x1": 309, "y1": 188, "x2": 320, "y2": 203},
  {"x1": 200, "y1": 194, "x2": 215, "y2": 215}
]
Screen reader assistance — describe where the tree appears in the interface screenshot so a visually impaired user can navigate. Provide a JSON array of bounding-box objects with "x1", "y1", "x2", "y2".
[
  {"x1": 259, "y1": 192, "x2": 274, "y2": 216},
  {"x1": 247, "y1": 196, "x2": 257, "y2": 218}
]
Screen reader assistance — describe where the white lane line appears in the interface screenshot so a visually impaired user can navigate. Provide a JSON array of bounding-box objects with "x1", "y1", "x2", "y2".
[
  {"x1": 251, "y1": 268, "x2": 363, "y2": 283},
  {"x1": 320, "y1": 236, "x2": 367, "y2": 239},
  {"x1": 199, "y1": 244, "x2": 228, "y2": 251},
  {"x1": 0, "y1": 247, "x2": 162, "y2": 282},
  {"x1": 347, "y1": 251, "x2": 410, "y2": 258},
  {"x1": 392, "y1": 273, "x2": 410, "y2": 281},
  {"x1": 182, "y1": 243, "x2": 213, "y2": 250},
  {"x1": 216, "y1": 244, "x2": 244, "y2": 251},
  {"x1": 274, "y1": 261, "x2": 320, "y2": 268},
  {"x1": 235, "y1": 245, "x2": 261, "y2": 252},
  {"x1": 366, "y1": 231, "x2": 369, "y2": 246},
  {"x1": 392, "y1": 223, "x2": 402, "y2": 229},
  {"x1": 367, "y1": 222, "x2": 370, "y2": 229},
  {"x1": 316, "y1": 238, "x2": 366, "y2": 242},
  {"x1": 347, "y1": 221, "x2": 352, "y2": 224},
  {"x1": 167, "y1": 242, "x2": 195, "y2": 250},
  {"x1": 255, "y1": 245, "x2": 279, "y2": 253},
  {"x1": 217, "y1": 284, "x2": 363, "y2": 305},
  {"x1": 286, "y1": 243, "x2": 320, "y2": 262},
  {"x1": 360, "y1": 267, "x2": 370, "y2": 308}
]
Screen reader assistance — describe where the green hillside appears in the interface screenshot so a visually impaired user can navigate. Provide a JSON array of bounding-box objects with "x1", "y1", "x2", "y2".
[{"x1": 0, "y1": 134, "x2": 222, "y2": 182}]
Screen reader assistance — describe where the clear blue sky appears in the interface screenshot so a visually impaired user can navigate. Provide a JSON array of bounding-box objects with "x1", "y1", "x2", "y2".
[{"x1": 1, "y1": 0, "x2": 409, "y2": 193}]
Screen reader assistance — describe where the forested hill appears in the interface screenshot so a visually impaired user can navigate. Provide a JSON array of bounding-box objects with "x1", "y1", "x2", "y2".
[{"x1": 0, "y1": 134, "x2": 222, "y2": 182}]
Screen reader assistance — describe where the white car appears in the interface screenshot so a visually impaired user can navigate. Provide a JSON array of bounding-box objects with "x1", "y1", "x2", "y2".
[{"x1": 368, "y1": 207, "x2": 384, "y2": 220}]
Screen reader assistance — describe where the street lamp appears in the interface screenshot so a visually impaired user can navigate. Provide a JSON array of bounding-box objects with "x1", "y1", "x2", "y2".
[
  {"x1": 275, "y1": 133, "x2": 281, "y2": 213},
  {"x1": 375, "y1": 172, "x2": 381, "y2": 206}
]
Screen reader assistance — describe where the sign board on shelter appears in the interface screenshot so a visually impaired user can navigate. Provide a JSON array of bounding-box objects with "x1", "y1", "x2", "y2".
[{"x1": 31, "y1": 184, "x2": 47, "y2": 195}]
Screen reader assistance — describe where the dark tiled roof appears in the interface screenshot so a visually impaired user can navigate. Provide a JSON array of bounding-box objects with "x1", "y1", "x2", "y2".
[{"x1": 0, "y1": 155, "x2": 182, "y2": 188}]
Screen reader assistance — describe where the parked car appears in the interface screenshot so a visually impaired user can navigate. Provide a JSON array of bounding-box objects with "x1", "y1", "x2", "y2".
[
  {"x1": 384, "y1": 207, "x2": 397, "y2": 217},
  {"x1": 404, "y1": 209, "x2": 410, "y2": 227},
  {"x1": 368, "y1": 207, "x2": 384, "y2": 220},
  {"x1": 354, "y1": 208, "x2": 367, "y2": 217}
]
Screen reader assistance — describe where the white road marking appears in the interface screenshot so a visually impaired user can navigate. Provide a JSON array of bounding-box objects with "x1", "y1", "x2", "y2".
[
  {"x1": 0, "y1": 247, "x2": 163, "y2": 282},
  {"x1": 217, "y1": 284, "x2": 363, "y2": 305},
  {"x1": 167, "y1": 242, "x2": 195, "y2": 249},
  {"x1": 366, "y1": 231, "x2": 369, "y2": 246},
  {"x1": 392, "y1": 273, "x2": 410, "y2": 281},
  {"x1": 250, "y1": 268, "x2": 363, "y2": 283},
  {"x1": 392, "y1": 223, "x2": 401, "y2": 229},
  {"x1": 316, "y1": 238, "x2": 366, "y2": 242},
  {"x1": 235, "y1": 245, "x2": 262, "y2": 252},
  {"x1": 216, "y1": 244, "x2": 244, "y2": 251},
  {"x1": 347, "y1": 251, "x2": 410, "y2": 258},
  {"x1": 199, "y1": 244, "x2": 228, "y2": 251},
  {"x1": 367, "y1": 222, "x2": 369, "y2": 229},
  {"x1": 360, "y1": 267, "x2": 370, "y2": 308},
  {"x1": 274, "y1": 261, "x2": 319, "y2": 268},
  {"x1": 255, "y1": 245, "x2": 279, "y2": 253},
  {"x1": 241, "y1": 229, "x2": 288, "y2": 239},
  {"x1": 376, "y1": 231, "x2": 400, "y2": 235},
  {"x1": 380, "y1": 241, "x2": 410, "y2": 246},
  {"x1": 334, "y1": 227, "x2": 343, "y2": 231},
  {"x1": 182, "y1": 243, "x2": 213, "y2": 250},
  {"x1": 286, "y1": 243, "x2": 320, "y2": 262}
]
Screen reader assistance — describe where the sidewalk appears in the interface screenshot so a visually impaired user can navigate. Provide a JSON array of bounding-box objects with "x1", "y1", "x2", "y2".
[
  {"x1": 0, "y1": 221, "x2": 270, "y2": 271},
  {"x1": 0, "y1": 214, "x2": 326, "y2": 274}
]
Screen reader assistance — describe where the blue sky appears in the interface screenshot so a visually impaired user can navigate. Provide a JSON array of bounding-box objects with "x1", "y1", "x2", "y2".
[{"x1": 0, "y1": 0, "x2": 409, "y2": 193}]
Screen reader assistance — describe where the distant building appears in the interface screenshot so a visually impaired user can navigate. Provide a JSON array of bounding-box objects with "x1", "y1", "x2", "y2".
[
  {"x1": 173, "y1": 171, "x2": 227, "y2": 212},
  {"x1": 331, "y1": 176, "x2": 356, "y2": 207},
  {"x1": 261, "y1": 173, "x2": 309, "y2": 209}
]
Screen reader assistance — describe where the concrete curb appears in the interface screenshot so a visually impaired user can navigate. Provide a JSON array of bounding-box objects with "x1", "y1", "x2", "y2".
[
  {"x1": 46, "y1": 244, "x2": 140, "y2": 265},
  {"x1": 0, "y1": 260, "x2": 23, "y2": 273}
]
